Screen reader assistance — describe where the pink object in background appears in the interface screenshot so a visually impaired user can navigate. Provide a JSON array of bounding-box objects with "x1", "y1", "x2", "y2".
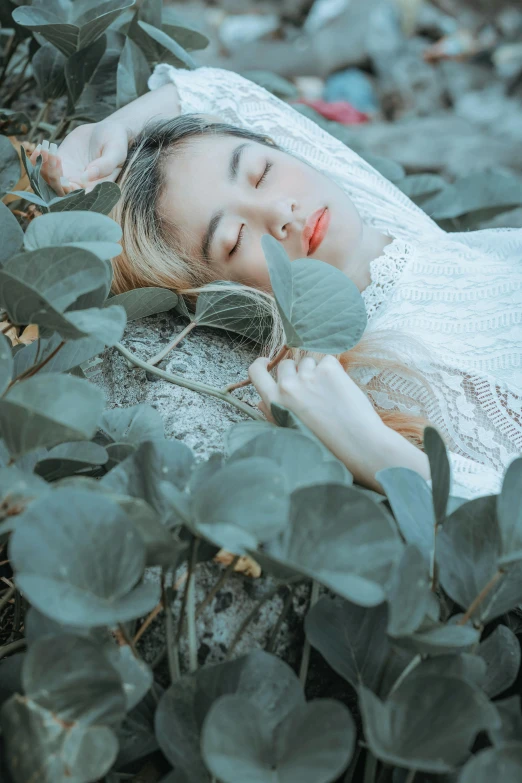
[{"x1": 292, "y1": 98, "x2": 369, "y2": 124}]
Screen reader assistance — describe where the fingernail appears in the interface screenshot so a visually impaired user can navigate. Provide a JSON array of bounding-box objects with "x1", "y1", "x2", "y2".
[
  {"x1": 41, "y1": 140, "x2": 50, "y2": 151},
  {"x1": 50, "y1": 142, "x2": 58, "y2": 154},
  {"x1": 35, "y1": 144, "x2": 42, "y2": 152}
]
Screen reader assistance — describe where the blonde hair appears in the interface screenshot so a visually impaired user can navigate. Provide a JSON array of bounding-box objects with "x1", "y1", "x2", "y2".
[{"x1": 111, "y1": 115, "x2": 440, "y2": 450}]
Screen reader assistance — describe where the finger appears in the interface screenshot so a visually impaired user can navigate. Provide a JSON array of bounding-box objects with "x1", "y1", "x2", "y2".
[
  {"x1": 317, "y1": 355, "x2": 343, "y2": 375},
  {"x1": 298, "y1": 356, "x2": 317, "y2": 377},
  {"x1": 84, "y1": 153, "x2": 123, "y2": 182},
  {"x1": 83, "y1": 169, "x2": 122, "y2": 194},
  {"x1": 277, "y1": 359, "x2": 298, "y2": 383},
  {"x1": 257, "y1": 400, "x2": 275, "y2": 422},
  {"x1": 248, "y1": 357, "x2": 278, "y2": 404}
]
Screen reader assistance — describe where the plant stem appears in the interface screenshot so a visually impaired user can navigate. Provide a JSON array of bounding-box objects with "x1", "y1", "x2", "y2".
[
  {"x1": 404, "y1": 770, "x2": 416, "y2": 783},
  {"x1": 186, "y1": 538, "x2": 199, "y2": 673},
  {"x1": 163, "y1": 579, "x2": 180, "y2": 682},
  {"x1": 458, "y1": 570, "x2": 504, "y2": 625},
  {"x1": 118, "y1": 623, "x2": 139, "y2": 658},
  {"x1": 299, "y1": 579, "x2": 320, "y2": 688},
  {"x1": 28, "y1": 103, "x2": 48, "y2": 144},
  {"x1": 225, "y1": 345, "x2": 289, "y2": 392},
  {"x1": 133, "y1": 601, "x2": 163, "y2": 645},
  {"x1": 1, "y1": 323, "x2": 12, "y2": 335},
  {"x1": 0, "y1": 35, "x2": 16, "y2": 83},
  {"x1": 0, "y1": 585, "x2": 15, "y2": 614},
  {"x1": 115, "y1": 342, "x2": 263, "y2": 421},
  {"x1": 388, "y1": 654, "x2": 422, "y2": 696},
  {"x1": 363, "y1": 752, "x2": 378, "y2": 783},
  {"x1": 0, "y1": 638, "x2": 26, "y2": 660},
  {"x1": 9, "y1": 341, "x2": 65, "y2": 388},
  {"x1": 266, "y1": 586, "x2": 293, "y2": 653},
  {"x1": 226, "y1": 585, "x2": 282, "y2": 660},
  {"x1": 148, "y1": 321, "x2": 197, "y2": 366}
]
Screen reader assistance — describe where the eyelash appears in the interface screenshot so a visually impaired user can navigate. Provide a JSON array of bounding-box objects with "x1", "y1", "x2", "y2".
[{"x1": 229, "y1": 161, "x2": 273, "y2": 257}]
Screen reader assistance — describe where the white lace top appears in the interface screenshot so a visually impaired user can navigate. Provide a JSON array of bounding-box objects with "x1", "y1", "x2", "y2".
[{"x1": 149, "y1": 65, "x2": 522, "y2": 501}]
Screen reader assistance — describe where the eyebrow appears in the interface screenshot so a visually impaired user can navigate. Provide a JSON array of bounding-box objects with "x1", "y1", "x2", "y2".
[{"x1": 200, "y1": 142, "x2": 252, "y2": 261}]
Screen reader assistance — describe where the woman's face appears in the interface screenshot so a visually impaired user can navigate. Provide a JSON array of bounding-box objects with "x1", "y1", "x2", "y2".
[{"x1": 159, "y1": 133, "x2": 365, "y2": 291}]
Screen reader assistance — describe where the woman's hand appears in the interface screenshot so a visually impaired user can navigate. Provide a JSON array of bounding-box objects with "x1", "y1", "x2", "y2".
[
  {"x1": 30, "y1": 120, "x2": 130, "y2": 196},
  {"x1": 248, "y1": 355, "x2": 430, "y2": 491}
]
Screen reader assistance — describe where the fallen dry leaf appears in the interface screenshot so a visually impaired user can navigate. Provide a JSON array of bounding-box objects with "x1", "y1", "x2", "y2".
[
  {"x1": 1, "y1": 321, "x2": 39, "y2": 347},
  {"x1": 215, "y1": 550, "x2": 262, "y2": 579}
]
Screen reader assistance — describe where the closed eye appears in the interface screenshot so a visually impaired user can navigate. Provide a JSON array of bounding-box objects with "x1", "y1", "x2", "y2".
[{"x1": 230, "y1": 161, "x2": 273, "y2": 256}]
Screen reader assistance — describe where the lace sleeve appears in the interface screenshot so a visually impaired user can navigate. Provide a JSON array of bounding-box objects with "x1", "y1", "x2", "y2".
[
  {"x1": 147, "y1": 65, "x2": 442, "y2": 238},
  {"x1": 427, "y1": 450, "x2": 504, "y2": 500}
]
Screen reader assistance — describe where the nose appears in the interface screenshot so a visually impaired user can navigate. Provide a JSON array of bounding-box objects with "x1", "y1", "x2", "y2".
[{"x1": 268, "y1": 198, "x2": 297, "y2": 242}]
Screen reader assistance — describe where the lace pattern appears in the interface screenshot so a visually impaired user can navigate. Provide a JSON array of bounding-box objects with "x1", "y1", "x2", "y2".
[{"x1": 148, "y1": 64, "x2": 522, "y2": 500}]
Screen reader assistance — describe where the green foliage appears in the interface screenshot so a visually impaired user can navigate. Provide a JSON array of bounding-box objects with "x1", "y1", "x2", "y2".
[{"x1": 0, "y1": 3, "x2": 522, "y2": 781}]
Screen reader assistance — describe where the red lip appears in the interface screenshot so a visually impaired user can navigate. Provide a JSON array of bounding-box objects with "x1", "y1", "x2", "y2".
[{"x1": 303, "y1": 207, "x2": 330, "y2": 256}]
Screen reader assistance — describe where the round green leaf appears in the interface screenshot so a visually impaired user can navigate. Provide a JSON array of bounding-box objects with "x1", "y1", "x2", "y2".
[
  {"x1": 0, "y1": 135, "x2": 20, "y2": 196},
  {"x1": 12, "y1": 6, "x2": 80, "y2": 57},
  {"x1": 10, "y1": 488, "x2": 160, "y2": 626},
  {"x1": 262, "y1": 234, "x2": 367, "y2": 352},
  {"x1": 32, "y1": 42, "x2": 67, "y2": 101},
  {"x1": 0, "y1": 332, "x2": 13, "y2": 396},
  {"x1": 478, "y1": 624, "x2": 521, "y2": 698},
  {"x1": 359, "y1": 674, "x2": 500, "y2": 772},
  {"x1": 0, "y1": 202, "x2": 24, "y2": 264},
  {"x1": 23, "y1": 634, "x2": 126, "y2": 726},
  {"x1": 65, "y1": 35, "x2": 107, "y2": 109},
  {"x1": 117, "y1": 35, "x2": 151, "y2": 107},
  {"x1": 191, "y1": 457, "x2": 289, "y2": 553},
  {"x1": 0, "y1": 466, "x2": 50, "y2": 531},
  {"x1": 459, "y1": 743, "x2": 522, "y2": 783},
  {"x1": 13, "y1": 334, "x2": 105, "y2": 377},
  {"x1": 262, "y1": 484, "x2": 402, "y2": 606},
  {"x1": 376, "y1": 466, "x2": 436, "y2": 559},
  {"x1": 0, "y1": 694, "x2": 119, "y2": 783},
  {"x1": 229, "y1": 428, "x2": 350, "y2": 492},
  {"x1": 0, "y1": 373, "x2": 105, "y2": 459},
  {"x1": 386, "y1": 545, "x2": 433, "y2": 637},
  {"x1": 424, "y1": 425, "x2": 451, "y2": 525},
  {"x1": 305, "y1": 597, "x2": 390, "y2": 691},
  {"x1": 155, "y1": 650, "x2": 305, "y2": 782},
  {"x1": 99, "y1": 404, "x2": 165, "y2": 444},
  {"x1": 104, "y1": 643, "x2": 153, "y2": 712},
  {"x1": 194, "y1": 283, "x2": 271, "y2": 343},
  {"x1": 490, "y1": 697, "x2": 522, "y2": 745},
  {"x1": 202, "y1": 695, "x2": 355, "y2": 783},
  {"x1": 107, "y1": 287, "x2": 178, "y2": 320},
  {"x1": 498, "y1": 457, "x2": 522, "y2": 566},
  {"x1": 137, "y1": 21, "x2": 196, "y2": 69},
  {"x1": 24, "y1": 210, "x2": 121, "y2": 254},
  {"x1": 49, "y1": 181, "x2": 121, "y2": 214},
  {"x1": 422, "y1": 169, "x2": 522, "y2": 220},
  {"x1": 76, "y1": 0, "x2": 136, "y2": 51},
  {"x1": 34, "y1": 441, "x2": 109, "y2": 481}
]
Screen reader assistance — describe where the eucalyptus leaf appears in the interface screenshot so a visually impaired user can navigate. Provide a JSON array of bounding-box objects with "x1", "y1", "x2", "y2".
[
  {"x1": 194, "y1": 283, "x2": 271, "y2": 343},
  {"x1": 13, "y1": 334, "x2": 105, "y2": 377},
  {"x1": 359, "y1": 673, "x2": 500, "y2": 772},
  {"x1": 0, "y1": 332, "x2": 13, "y2": 396},
  {"x1": 0, "y1": 201, "x2": 24, "y2": 264},
  {"x1": 258, "y1": 484, "x2": 402, "y2": 605},
  {"x1": 191, "y1": 457, "x2": 289, "y2": 552},
  {"x1": 397, "y1": 174, "x2": 447, "y2": 204},
  {"x1": 0, "y1": 374, "x2": 105, "y2": 459},
  {"x1": 12, "y1": 6, "x2": 79, "y2": 58},
  {"x1": 65, "y1": 304, "x2": 126, "y2": 345},
  {"x1": 65, "y1": 34, "x2": 107, "y2": 109},
  {"x1": 0, "y1": 466, "x2": 50, "y2": 528},
  {"x1": 202, "y1": 695, "x2": 355, "y2": 783},
  {"x1": 49, "y1": 181, "x2": 121, "y2": 214},
  {"x1": 104, "y1": 643, "x2": 152, "y2": 711},
  {"x1": 34, "y1": 441, "x2": 109, "y2": 481},
  {"x1": 392, "y1": 620, "x2": 480, "y2": 657},
  {"x1": 305, "y1": 597, "x2": 390, "y2": 691},
  {"x1": 116, "y1": 689, "x2": 159, "y2": 768},
  {"x1": 424, "y1": 426, "x2": 450, "y2": 525},
  {"x1": 98, "y1": 404, "x2": 165, "y2": 444},
  {"x1": 23, "y1": 635, "x2": 126, "y2": 725},
  {"x1": 24, "y1": 209, "x2": 121, "y2": 252},
  {"x1": 117, "y1": 35, "x2": 150, "y2": 108},
  {"x1": 262, "y1": 234, "x2": 367, "y2": 352},
  {"x1": 101, "y1": 439, "x2": 194, "y2": 523},
  {"x1": 229, "y1": 428, "x2": 349, "y2": 493},
  {"x1": 478, "y1": 624, "x2": 521, "y2": 698},
  {"x1": 1, "y1": 694, "x2": 119, "y2": 783},
  {"x1": 107, "y1": 287, "x2": 178, "y2": 320},
  {"x1": 0, "y1": 135, "x2": 20, "y2": 196},
  {"x1": 376, "y1": 467, "x2": 436, "y2": 559},
  {"x1": 490, "y1": 697, "x2": 522, "y2": 745},
  {"x1": 32, "y1": 42, "x2": 67, "y2": 101},
  {"x1": 459, "y1": 743, "x2": 522, "y2": 783},
  {"x1": 155, "y1": 650, "x2": 305, "y2": 782},
  {"x1": 10, "y1": 488, "x2": 160, "y2": 625},
  {"x1": 422, "y1": 169, "x2": 522, "y2": 220},
  {"x1": 386, "y1": 545, "x2": 433, "y2": 637},
  {"x1": 161, "y1": 20, "x2": 209, "y2": 52},
  {"x1": 137, "y1": 21, "x2": 196, "y2": 69},
  {"x1": 497, "y1": 457, "x2": 522, "y2": 565}
]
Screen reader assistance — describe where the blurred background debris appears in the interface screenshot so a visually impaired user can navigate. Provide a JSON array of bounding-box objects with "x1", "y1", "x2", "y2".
[{"x1": 162, "y1": 0, "x2": 522, "y2": 225}]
